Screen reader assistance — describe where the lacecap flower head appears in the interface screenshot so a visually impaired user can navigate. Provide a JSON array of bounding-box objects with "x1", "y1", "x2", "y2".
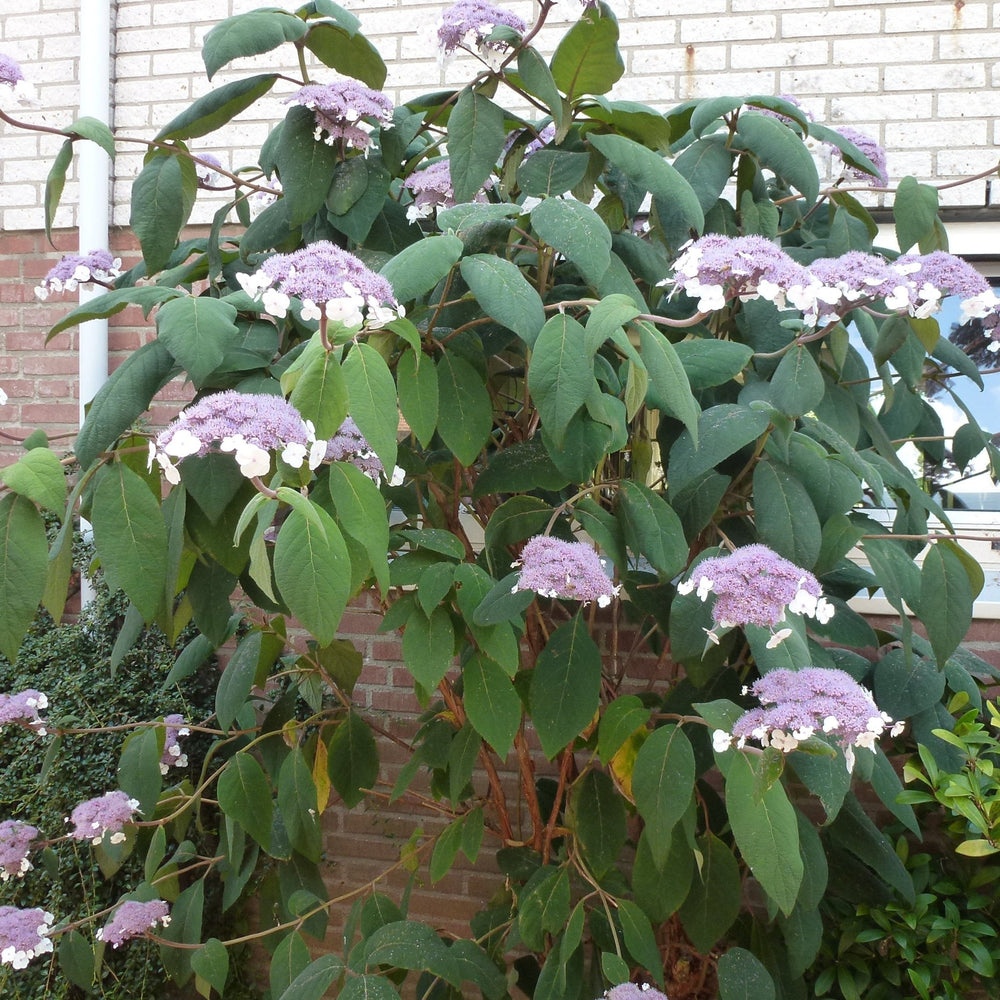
[
  {"x1": 0, "y1": 821, "x2": 38, "y2": 881},
  {"x1": 0, "y1": 53, "x2": 35, "y2": 105},
  {"x1": 437, "y1": 0, "x2": 526, "y2": 58},
  {"x1": 829, "y1": 126, "x2": 888, "y2": 186},
  {"x1": 713, "y1": 666, "x2": 904, "y2": 772},
  {"x1": 68, "y1": 791, "x2": 140, "y2": 846},
  {"x1": 606, "y1": 985, "x2": 669, "y2": 1000},
  {"x1": 286, "y1": 80, "x2": 393, "y2": 149},
  {"x1": 150, "y1": 390, "x2": 326, "y2": 485},
  {"x1": 0, "y1": 907, "x2": 54, "y2": 969},
  {"x1": 402, "y1": 159, "x2": 492, "y2": 222},
  {"x1": 325, "y1": 417, "x2": 405, "y2": 486},
  {"x1": 237, "y1": 240, "x2": 401, "y2": 328},
  {"x1": 513, "y1": 535, "x2": 620, "y2": 607},
  {"x1": 35, "y1": 250, "x2": 122, "y2": 300},
  {"x1": 0, "y1": 689, "x2": 49, "y2": 733},
  {"x1": 677, "y1": 544, "x2": 833, "y2": 646},
  {"x1": 97, "y1": 900, "x2": 171, "y2": 948},
  {"x1": 159, "y1": 714, "x2": 190, "y2": 775}
]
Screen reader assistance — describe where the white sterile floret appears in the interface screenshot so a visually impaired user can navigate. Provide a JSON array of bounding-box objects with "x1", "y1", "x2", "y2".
[
  {"x1": 766, "y1": 628, "x2": 793, "y2": 649},
  {"x1": 712, "y1": 730, "x2": 734, "y2": 753}
]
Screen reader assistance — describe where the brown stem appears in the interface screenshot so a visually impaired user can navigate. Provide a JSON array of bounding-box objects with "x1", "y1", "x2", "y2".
[
  {"x1": 542, "y1": 748, "x2": 575, "y2": 864},
  {"x1": 515, "y1": 730, "x2": 544, "y2": 852}
]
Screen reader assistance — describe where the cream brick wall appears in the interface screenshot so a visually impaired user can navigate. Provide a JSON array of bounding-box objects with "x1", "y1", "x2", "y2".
[{"x1": 2, "y1": 0, "x2": 999, "y2": 232}]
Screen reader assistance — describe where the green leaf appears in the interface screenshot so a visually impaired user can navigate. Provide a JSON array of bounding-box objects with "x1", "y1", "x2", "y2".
[
  {"x1": 734, "y1": 112, "x2": 819, "y2": 204},
  {"x1": 567, "y1": 770, "x2": 626, "y2": 877},
  {"x1": 402, "y1": 607, "x2": 455, "y2": 689},
  {"x1": 364, "y1": 921, "x2": 460, "y2": 985},
  {"x1": 752, "y1": 460, "x2": 821, "y2": 568},
  {"x1": 678, "y1": 832, "x2": 742, "y2": 952},
  {"x1": 473, "y1": 438, "x2": 570, "y2": 496},
  {"x1": 327, "y1": 461, "x2": 390, "y2": 592},
  {"x1": 448, "y1": 88, "x2": 505, "y2": 203},
  {"x1": 274, "y1": 505, "x2": 351, "y2": 646},
  {"x1": 289, "y1": 341, "x2": 349, "y2": 439},
  {"x1": 203, "y1": 8, "x2": 308, "y2": 78},
  {"x1": 277, "y1": 105, "x2": 339, "y2": 226},
  {"x1": 531, "y1": 198, "x2": 611, "y2": 286},
  {"x1": 529, "y1": 614, "x2": 602, "y2": 759},
  {"x1": 303, "y1": 22, "x2": 387, "y2": 89},
  {"x1": 278, "y1": 748, "x2": 323, "y2": 862},
  {"x1": 919, "y1": 540, "x2": 974, "y2": 668},
  {"x1": 894, "y1": 175, "x2": 940, "y2": 252},
  {"x1": 380, "y1": 235, "x2": 463, "y2": 303},
  {"x1": 873, "y1": 647, "x2": 945, "y2": 719},
  {"x1": 618, "y1": 479, "x2": 687, "y2": 578},
  {"x1": 117, "y1": 725, "x2": 162, "y2": 817},
  {"x1": 668, "y1": 404, "x2": 770, "y2": 493},
  {"x1": 550, "y1": 4, "x2": 624, "y2": 99},
  {"x1": 1, "y1": 447, "x2": 66, "y2": 513},
  {"x1": 638, "y1": 322, "x2": 700, "y2": 442},
  {"x1": 64, "y1": 115, "x2": 115, "y2": 157},
  {"x1": 726, "y1": 753, "x2": 803, "y2": 914},
  {"x1": 673, "y1": 136, "x2": 734, "y2": 213},
  {"x1": 75, "y1": 338, "x2": 176, "y2": 468},
  {"x1": 160, "y1": 880, "x2": 205, "y2": 985},
  {"x1": 598, "y1": 696, "x2": 650, "y2": 764},
  {"x1": 483, "y1": 495, "x2": 553, "y2": 550},
  {"x1": 44, "y1": 139, "x2": 73, "y2": 243},
  {"x1": 717, "y1": 948, "x2": 776, "y2": 1000},
  {"x1": 156, "y1": 295, "x2": 240, "y2": 387},
  {"x1": 218, "y1": 753, "x2": 273, "y2": 851},
  {"x1": 344, "y1": 342, "x2": 398, "y2": 475},
  {"x1": 529, "y1": 313, "x2": 595, "y2": 449},
  {"x1": 770, "y1": 346, "x2": 824, "y2": 418},
  {"x1": 459, "y1": 255, "x2": 546, "y2": 346},
  {"x1": 789, "y1": 743, "x2": 851, "y2": 823},
  {"x1": 583, "y1": 294, "x2": 641, "y2": 355},
  {"x1": 216, "y1": 630, "x2": 263, "y2": 732},
  {"x1": 517, "y1": 148, "x2": 591, "y2": 198},
  {"x1": 49, "y1": 285, "x2": 181, "y2": 341},
  {"x1": 397, "y1": 348, "x2": 438, "y2": 448},
  {"x1": 191, "y1": 939, "x2": 229, "y2": 997},
  {"x1": 58, "y1": 930, "x2": 95, "y2": 992},
  {"x1": 633, "y1": 826, "x2": 693, "y2": 923},
  {"x1": 339, "y1": 976, "x2": 401, "y2": 1000},
  {"x1": 873, "y1": 314, "x2": 911, "y2": 366},
  {"x1": 518, "y1": 868, "x2": 571, "y2": 951},
  {"x1": 270, "y1": 933, "x2": 311, "y2": 999},
  {"x1": 632, "y1": 724, "x2": 695, "y2": 868},
  {"x1": 588, "y1": 131, "x2": 703, "y2": 235},
  {"x1": 463, "y1": 652, "x2": 522, "y2": 758},
  {"x1": 131, "y1": 151, "x2": 196, "y2": 275},
  {"x1": 157, "y1": 74, "x2": 278, "y2": 139},
  {"x1": 436, "y1": 351, "x2": 493, "y2": 466},
  {"x1": 327, "y1": 710, "x2": 379, "y2": 808},
  {"x1": 91, "y1": 463, "x2": 167, "y2": 620},
  {"x1": 275, "y1": 955, "x2": 345, "y2": 1000},
  {"x1": 517, "y1": 46, "x2": 565, "y2": 126},
  {"x1": 618, "y1": 900, "x2": 664, "y2": 986}
]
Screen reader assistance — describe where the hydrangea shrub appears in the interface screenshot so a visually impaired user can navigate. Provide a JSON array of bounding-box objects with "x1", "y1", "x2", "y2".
[{"x1": 1, "y1": 3, "x2": 999, "y2": 997}]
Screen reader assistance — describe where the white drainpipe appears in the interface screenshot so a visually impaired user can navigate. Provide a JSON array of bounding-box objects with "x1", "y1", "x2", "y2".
[{"x1": 77, "y1": 0, "x2": 113, "y2": 605}]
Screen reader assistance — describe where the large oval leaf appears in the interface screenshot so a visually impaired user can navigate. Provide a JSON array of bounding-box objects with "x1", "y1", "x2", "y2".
[{"x1": 0, "y1": 495, "x2": 49, "y2": 663}]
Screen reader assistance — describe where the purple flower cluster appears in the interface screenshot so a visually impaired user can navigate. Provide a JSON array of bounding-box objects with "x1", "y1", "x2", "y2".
[
  {"x1": 829, "y1": 126, "x2": 888, "y2": 186},
  {"x1": 513, "y1": 535, "x2": 620, "y2": 607},
  {"x1": 713, "y1": 667, "x2": 904, "y2": 771},
  {"x1": 0, "y1": 907, "x2": 54, "y2": 969},
  {"x1": 662, "y1": 236, "x2": 1000, "y2": 334},
  {"x1": 67, "y1": 791, "x2": 140, "y2": 846},
  {"x1": 677, "y1": 544, "x2": 832, "y2": 645},
  {"x1": 150, "y1": 390, "x2": 325, "y2": 484},
  {"x1": 286, "y1": 80, "x2": 393, "y2": 149},
  {"x1": 606, "y1": 985, "x2": 669, "y2": 1000},
  {"x1": 195, "y1": 152, "x2": 224, "y2": 188},
  {"x1": 97, "y1": 900, "x2": 171, "y2": 948},
  {"x1": 0, "y1": 689, "x2": 49, "y2": 734},
  {"x1": 403, "y1": 159, "x2": 493, "y2": 221},
  {"x1": 34, "y1": 249, "x2": 122, "y2": 300},
  {"x1": 0, "y1": 53, "x2": 25, "y2": 88},
  {"x1": 437, "y1": 0, "x2": 526, "y2": 58},
  {"x1": 237, "y1": 241, "x2": 400, "y2": 328},
  {"x1": 325, "y1": 417, "x2": 405, "y2": 486},
  {"x1": 0, "y1": 821, "x2": 38, "y2": 881},
  {"x1": 159, "y1": 715, "x2": 190, "y2": 775}
]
